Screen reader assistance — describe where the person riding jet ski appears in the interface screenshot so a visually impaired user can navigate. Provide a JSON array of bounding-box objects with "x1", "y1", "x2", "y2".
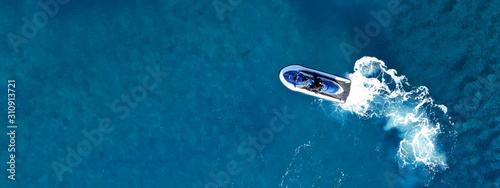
[
  {"x1": 289, "y1": 72, "x2": 324, "y2": 93},
  {"x1": 303, "y1": 75, "x2": 324, "y2": 93},
  {"x1": 279, "y1": 65, "x2": 351, "y2": 103}
]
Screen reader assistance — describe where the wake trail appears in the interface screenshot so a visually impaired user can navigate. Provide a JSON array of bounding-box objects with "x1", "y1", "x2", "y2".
[{"x1": 325, "y1": 56, "x2": 453, "y2": 170}]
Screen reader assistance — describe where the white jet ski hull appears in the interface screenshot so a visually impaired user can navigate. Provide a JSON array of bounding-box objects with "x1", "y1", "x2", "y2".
[{"x1": 279, "y1": 65, "x2": 351, "y2": 103}]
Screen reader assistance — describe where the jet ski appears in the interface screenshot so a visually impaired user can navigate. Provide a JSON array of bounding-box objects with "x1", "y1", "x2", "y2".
[{"x1": 279, "y1": 65, "x2": 351, "y2": 103}]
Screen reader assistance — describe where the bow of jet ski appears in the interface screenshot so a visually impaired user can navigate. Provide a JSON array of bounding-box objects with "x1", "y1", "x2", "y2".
[{"x1": 279, "y1": 65, "x2": 351, "y2": 103}]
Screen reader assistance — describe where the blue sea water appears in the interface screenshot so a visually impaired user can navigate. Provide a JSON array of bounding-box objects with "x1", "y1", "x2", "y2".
[{"x1": 0, "y1": 0, "x2": 499, "y2": 187}]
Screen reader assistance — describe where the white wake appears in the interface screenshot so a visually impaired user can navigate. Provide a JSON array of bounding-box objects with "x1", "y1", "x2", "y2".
[{"x1": 334, "y1": 57, "x2": 449, "y2": 170}]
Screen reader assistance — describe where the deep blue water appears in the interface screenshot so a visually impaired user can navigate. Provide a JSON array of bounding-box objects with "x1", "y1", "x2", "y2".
[{"x1": 1, "y1": 0, "x2": 499, "y2": 187}]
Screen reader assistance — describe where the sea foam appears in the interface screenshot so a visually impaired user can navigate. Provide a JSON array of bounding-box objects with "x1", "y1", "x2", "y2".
[{"x1": 337, "y1": 56, "x2": 449, "y2": 170}]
